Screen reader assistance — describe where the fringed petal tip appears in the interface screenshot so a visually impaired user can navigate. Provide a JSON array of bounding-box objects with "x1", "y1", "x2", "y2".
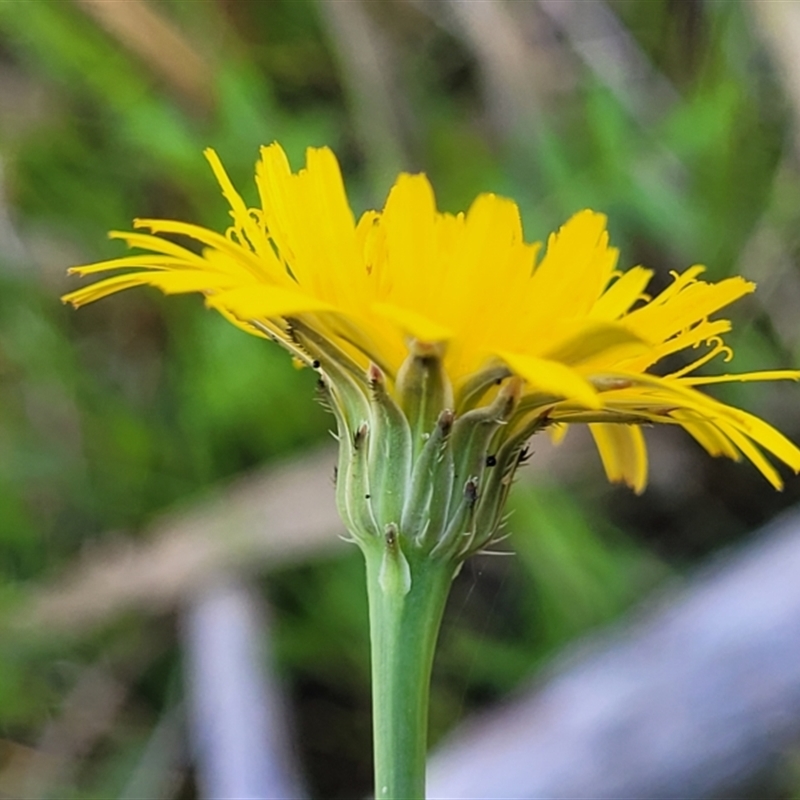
[
  {"x1": 131, "y1": 219, "x2": 159, "y2": 231},
  {"x1": 590, "y1": 423, "x2": 648, "y2": 495}
]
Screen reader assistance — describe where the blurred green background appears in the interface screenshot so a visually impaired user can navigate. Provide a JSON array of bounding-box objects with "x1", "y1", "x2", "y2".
[{"x1": 1, "y1": 1, "x2": 800, "y2": 797}]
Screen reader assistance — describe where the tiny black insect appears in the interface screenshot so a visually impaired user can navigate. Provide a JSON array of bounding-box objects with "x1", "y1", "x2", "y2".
[{"x1": 485, "y1": 455, "x2": 497, "y2": 467}]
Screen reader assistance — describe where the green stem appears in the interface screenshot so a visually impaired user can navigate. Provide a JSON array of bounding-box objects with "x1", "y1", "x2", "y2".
[{"x1": 363, "y1": 540, "x2": 455, "y2": 800}]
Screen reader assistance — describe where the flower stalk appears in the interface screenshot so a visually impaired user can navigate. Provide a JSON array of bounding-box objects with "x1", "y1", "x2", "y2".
[{"x1": 363, "y1": 534, "x2": 454, "y2": 800}]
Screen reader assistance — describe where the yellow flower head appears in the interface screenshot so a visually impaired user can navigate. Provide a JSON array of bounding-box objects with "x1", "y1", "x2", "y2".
[{"x1": 64, "y1": 143, "x2": 800, "y2": 497}]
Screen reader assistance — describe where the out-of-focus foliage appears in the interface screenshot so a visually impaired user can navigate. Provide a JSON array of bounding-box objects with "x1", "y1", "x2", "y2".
[{"x1": 0, "y1": 1, "x2": 799, "y2": 797}]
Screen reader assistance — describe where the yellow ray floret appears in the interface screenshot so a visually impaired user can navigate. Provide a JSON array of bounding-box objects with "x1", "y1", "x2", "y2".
[{"x1": 63, "y1": 142, "x2": 800, "y2": 491}]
